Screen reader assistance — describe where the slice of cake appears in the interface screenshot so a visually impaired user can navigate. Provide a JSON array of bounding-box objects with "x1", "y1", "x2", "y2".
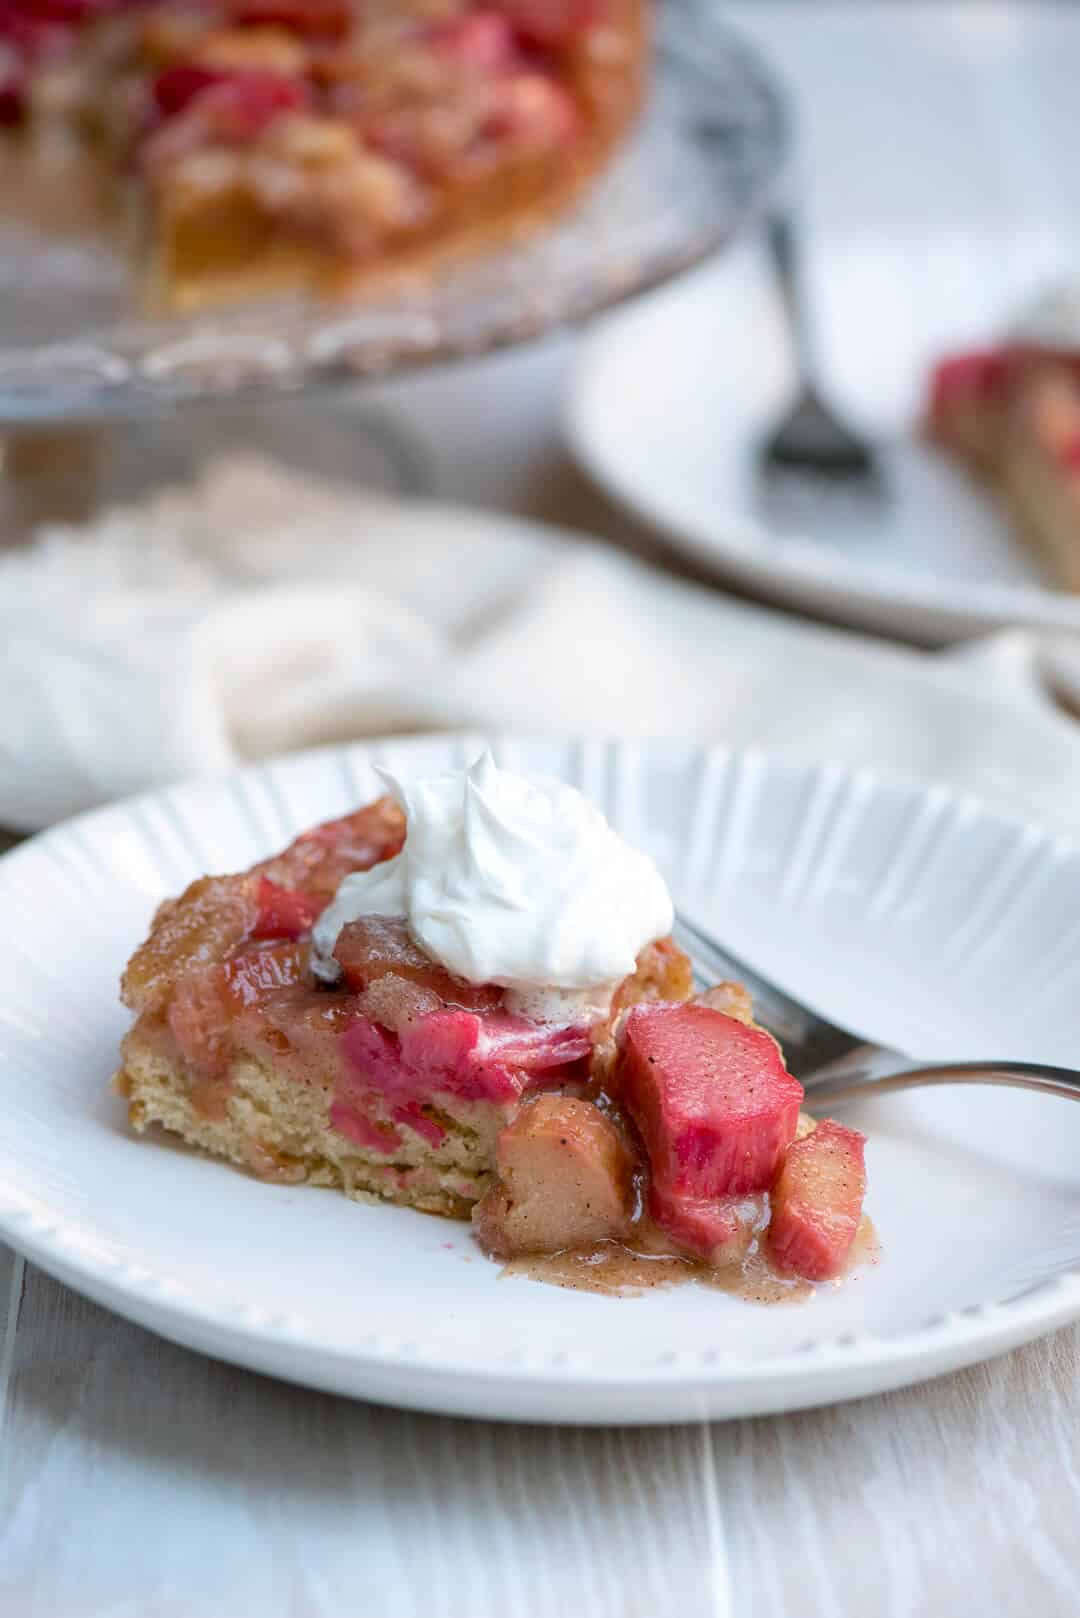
[
  {"x1": 924, "y1": 288, "x2": 1080, "y2": 592},
  {"x1": 2, "y1": 0, "x2": 648, "y2": 311},
  {"x1": 117, "y1": 753, "x2": 686, "y2": 1216},
  {"x1": 117, "y1": 752, "x2": 870, "y2": 1291}
]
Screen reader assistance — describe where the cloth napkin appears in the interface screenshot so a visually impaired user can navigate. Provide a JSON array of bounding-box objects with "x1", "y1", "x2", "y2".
[{"x1": 4, "y1": 453, "x2": 1080, "y2": 836}]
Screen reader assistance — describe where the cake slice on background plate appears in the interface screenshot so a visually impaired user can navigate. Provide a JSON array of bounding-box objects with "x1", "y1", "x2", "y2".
[{"x1": 925, "y1": 283, "x2": 1080, "y2": 591}]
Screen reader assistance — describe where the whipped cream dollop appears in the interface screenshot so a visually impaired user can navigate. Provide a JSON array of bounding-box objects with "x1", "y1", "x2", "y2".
[{"x1": 312, "y1": 752, "x2": 673, "y2": 1015}]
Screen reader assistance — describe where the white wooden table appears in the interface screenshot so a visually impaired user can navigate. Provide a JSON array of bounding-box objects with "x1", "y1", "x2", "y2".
[{"x1": 5, "y1": 7, "x2": 1080, "y2": 1614}]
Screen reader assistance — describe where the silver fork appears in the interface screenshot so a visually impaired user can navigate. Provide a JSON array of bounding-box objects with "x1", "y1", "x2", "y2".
[
  {"x1": 755, "y1": 212, "x2": 886, "y2": 533},
  {"x1": 672, "y1": 912, "x2": 1080, "y2": 1106}
]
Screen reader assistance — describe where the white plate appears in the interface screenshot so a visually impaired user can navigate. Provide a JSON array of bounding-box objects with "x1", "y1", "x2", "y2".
[
  {"x1": 568, "y1": 240, "x2": 1080, "y2": 644},
  {"x1": 2, "y1": 734, "x2": 1080, "y2": 1425}
]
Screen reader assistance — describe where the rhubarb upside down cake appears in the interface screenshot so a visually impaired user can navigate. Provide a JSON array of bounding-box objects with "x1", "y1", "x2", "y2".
[
  {"x1": 1, "y1": 0, "x2": 648, "y2": 310},
  {"x1": 117, "y1": 754, "x2": 873, "y2": 1296}
]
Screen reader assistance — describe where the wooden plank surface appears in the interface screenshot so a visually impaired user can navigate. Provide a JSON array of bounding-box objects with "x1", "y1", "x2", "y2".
[
  {"x1": 0, "y1": 1263, "x2": 727, "y2": 1618},
  {"x1": 5, "y1": 1258, "x2": 1080, "y2": 1618},
  {"x1": 727, "y1": 1328, "x2": 1080, "y2": 1618}
]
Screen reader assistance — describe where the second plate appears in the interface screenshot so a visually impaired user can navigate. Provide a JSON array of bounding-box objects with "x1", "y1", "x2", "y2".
[{"x1": 569, "y1": 240, "x2": 1080, "y2": 643}]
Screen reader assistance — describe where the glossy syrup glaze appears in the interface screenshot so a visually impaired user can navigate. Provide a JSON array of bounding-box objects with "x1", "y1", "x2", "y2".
[{"x1": 503, "y1": 1216, "x2": 880, "y2": 1303}]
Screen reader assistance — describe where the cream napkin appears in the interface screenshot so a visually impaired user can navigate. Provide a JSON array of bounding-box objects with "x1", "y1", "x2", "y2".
[{"x1": 3, "y1": 454, "x2": 1080, "y2": 835}]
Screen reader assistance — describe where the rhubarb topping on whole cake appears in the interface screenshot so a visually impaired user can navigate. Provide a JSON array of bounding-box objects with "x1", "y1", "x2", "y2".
[{"x1": 2, "y1": 0, "x2": 649, "y2": 310}]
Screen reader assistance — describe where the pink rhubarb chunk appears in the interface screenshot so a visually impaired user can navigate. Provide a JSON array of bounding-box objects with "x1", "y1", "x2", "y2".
[
  {"x1": 484, "y1": 71, "x2": 579, "y2": 147},
  {"x1": 647, "y1": 1184, "x2": 762, "y2": 1267},
  {"x1": 260, "y1": 796, "x2": 405, "y2": 898},
  {"x1": 339, "y1": 1008, "x2": 592, "y2": 1113},
  {"x1": 928, "y1": 348, "x2": 1009, "y2": 422},
  {"x1": 199, "y1": 70, "x2": 310, "y2": 140},
  {"x1": 503, "y1": 0, "x2": 599, "y2": 48},
  {"x1": 0, "y1": 62, "x2": 27, "y2": 126},
  {"x1": 328, "y1": 1102, "x2": 402, "y2": 1154},
  {"x1": 768, "y1": 1120, "x2": 866, "y2": 1281},
  {"x1": 252, "y1": 876, "x2": 327, "y2": 940},
  {"x1": 618, "y1": 1003, "x2": 803, "y2": 1199},
  {"x1": 167, "y1": 939, "x2": 308, "y2": 1075},
  {"x1": 151, "y1": 62, "x2": 227, "y2": 120},
  {"x1": 428, "y1": 10, "x2": 519, "y2": 69}
]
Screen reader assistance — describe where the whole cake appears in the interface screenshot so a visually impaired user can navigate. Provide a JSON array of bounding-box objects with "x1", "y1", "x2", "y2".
[
  {"x1": 1, "y1": 0, "x2": 648, "y2": 310},
  {"x1": 117, "y1": 754, "x2": 870, "y2": 1293}
]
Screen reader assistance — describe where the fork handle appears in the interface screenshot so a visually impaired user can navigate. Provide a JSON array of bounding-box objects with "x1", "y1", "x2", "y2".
[
  {"x1": 766, "y1": 210, "x2": 814, "y2": 380},
  {"x1": 806, "y1": 1060, "x2": 1080, "y2": 1107}
]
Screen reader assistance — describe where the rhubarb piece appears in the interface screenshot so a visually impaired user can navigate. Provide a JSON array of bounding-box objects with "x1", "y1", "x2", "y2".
[
  {"x1": 152, "y1": 61, "x2": 227, "y2": 118},
  {"x1": 329, "y1": 1100, "x2": 403, "y2": 1154},
  {"x1": 333, "y1": 916, "x2": 503, "y2": 1013},
  {"x1": 355, "y1": 973, "x2": 443, "y2": 1034},
  {"x1": 21, "y1": 0, "x2": 125, "y2": 20},
  {"x1": 196, "y1": 68, "x2": 310, "y2": 140},
  {"x1": 591, "y1": 934, "x2": 694, "y2": 1083},
  {"x1": 647, "y1": 1184, "x2": 762, "y2": 1267},
  {"x1": 473, "y1": 1095, "x2": 633, "y2": 1257},
  {"x1": 167, "y1": 939, "x2": 309, "y2": 1073},
  {"x1": 259, "y1": 796, "x2": 406, "y2": 896},
  {"x1": 250, "y1": 984, "x2": 355, "y2": 1074},
  {"x1": 120, "y1": 874, "x2": 258, "y2": 1014},
  {"x1": 339, "y1": 1007, "x2": 592, "y2": 1111},
  {"x1": 121, "y1": 806, "x2": 391, "y2": 1015},
  {"x1": 928, "y1": 348, "x2": 1009, "y2": 424},
  {"x1": 618, "y1": 1002, "x2": 803, "y2": 1199},
  {"x1": 768, "y1": 1119, "x2": 866, "y2": 1282},
  {"x1": 0, "y1": 2, "x2": 76, "y2": 127},
  {"x1": 360, "y1": 70, "x2": 579, "y2": 185},
  {"x1": 252, "y1": 876, "x2": 327, "y2": 939},
  {"x1": 0, "y1": 55, "x2": 27, "y2": 125},
  {"x1": 503, "y1": 0, "x2": 600, "y2": 49},
  {"x1": 0, "y1": 4, "x2": 71, "y2": 52},
  {"x1": 483, "y1": 70, "x2": 579, "y2": 150},
  {"x1": 392, "y1": 1102, "x2": 447, "y2": 1148},
  {"x1": 925, "y1": 347, "x2": 1013, "y2": 468},
  {"x1": 428, "y1": 10, "x2": 519, "y2": 70},
  {"x1": 223, "y1": 938, "x2": 309, "y2": 1006}
]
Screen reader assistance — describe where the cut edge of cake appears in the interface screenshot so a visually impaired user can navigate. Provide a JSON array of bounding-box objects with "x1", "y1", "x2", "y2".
[{"x1": 116, "y1": 1036, "x2": 493, "y2": 1216}]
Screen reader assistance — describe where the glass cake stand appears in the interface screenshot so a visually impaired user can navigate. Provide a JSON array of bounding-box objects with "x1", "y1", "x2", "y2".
[
  {"x1": 0, "y1": 4, "x2": 788, "y2": 532},
  {"x1": 0, "y1": 2, "x2": 788, "y2": 422}
]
